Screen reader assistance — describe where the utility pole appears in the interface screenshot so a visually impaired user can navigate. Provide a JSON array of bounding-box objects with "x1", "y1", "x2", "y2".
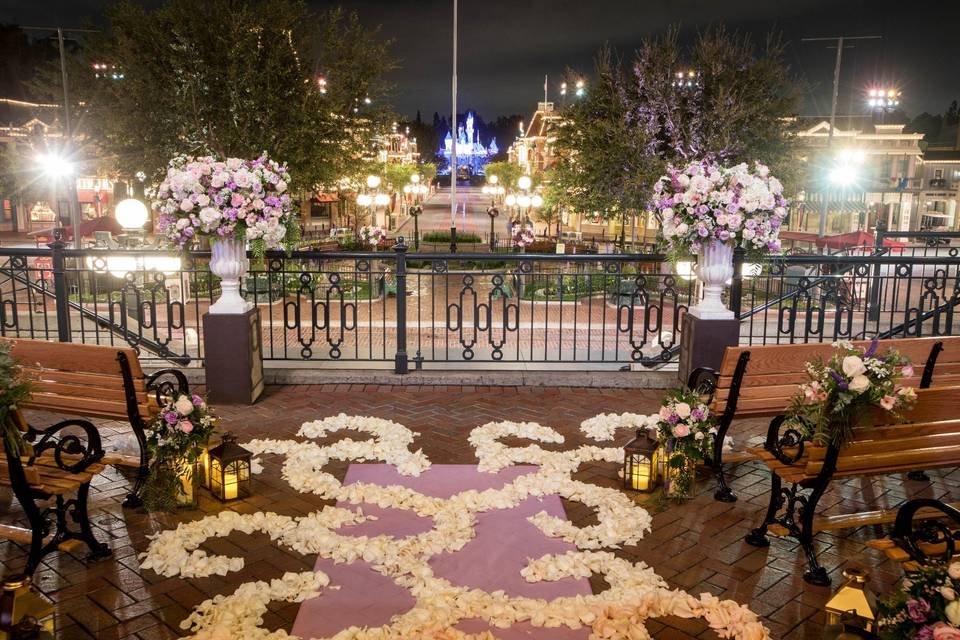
[
  {"x1": 449, "y1": 0, "x2": 458, "y2": 253},
  {"x1": 25, "y1": 26, "x2": 98, "y2": 250},
  {"x1": 802, "y1": 35, "x2": 881, "y2": 244}
]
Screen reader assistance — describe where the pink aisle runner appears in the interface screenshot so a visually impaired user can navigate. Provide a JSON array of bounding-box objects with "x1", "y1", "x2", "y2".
[{"x1": 292, "y1": 464, "x2": 591, "y2": 639}]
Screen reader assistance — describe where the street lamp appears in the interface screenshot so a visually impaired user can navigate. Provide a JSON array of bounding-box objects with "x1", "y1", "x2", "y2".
[
  {"x1": 867, "y1": 86, "x2": 901, "y2": 125},
  {"x1": 317, "y1": 76, "x2": 327, "y2": 94},
  {"x1": 367, "y1": 175, "x2": 381, "y2": 189},
  {"x1": 36, "y1": 152, "x2": 73, "y2": 179},
  {"x1": 486, "y1": 205, "x2": 499, "y2": 250},
  {"x1": 517, "y1": 175, "x2": 532, "y2": 190},
  {"x1": 575, "y1": 79, "x2": 585, "y2": 97}
]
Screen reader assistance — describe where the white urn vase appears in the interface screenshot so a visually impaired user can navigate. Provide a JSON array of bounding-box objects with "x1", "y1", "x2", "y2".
[
  {"x1": 689, "y1": 239, "x2": 734, "y2": 319},
  {"x1": 208, "y1": 237, "x2": 253, "y2": 314}
]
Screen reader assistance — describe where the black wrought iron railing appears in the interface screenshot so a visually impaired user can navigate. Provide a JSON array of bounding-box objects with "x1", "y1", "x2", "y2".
[{"x1": 0, "y1": 237, "x2": 957, "y2": 371}]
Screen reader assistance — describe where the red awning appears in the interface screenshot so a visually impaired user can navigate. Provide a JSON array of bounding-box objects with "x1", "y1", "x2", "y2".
[
  {"x1": 779, "y1": 230, "x2": 907, "y2": 250},
  {"x1": 313, "y1": 192, "x2": 340, "y2": 203}
]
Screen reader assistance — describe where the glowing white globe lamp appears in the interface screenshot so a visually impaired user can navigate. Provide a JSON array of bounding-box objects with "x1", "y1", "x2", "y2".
[{"x1": 115, "y1": 198, "x2": 149, "y2": 230}]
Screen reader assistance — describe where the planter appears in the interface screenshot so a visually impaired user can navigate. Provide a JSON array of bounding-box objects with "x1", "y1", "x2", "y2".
[
  {"x1": 208, "y1": 237, "x2": 253, "y2": 314},
  {"x1": 689, "y1": 239, "x2": 734, "y2": 319}
]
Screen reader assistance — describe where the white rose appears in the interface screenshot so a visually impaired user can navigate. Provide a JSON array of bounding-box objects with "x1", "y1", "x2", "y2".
[
  {"x1": 743, "y1": 228, "x2": 756, "y2": 241},
  {"x1": 199, "y1": 207, "x2": 221, "y2": 226},
  {"x1": 947, "y1": 600, "x2": 960, "y2": 626},
  {"x1": 662, "y1": 208, "x2": 674, "y2": 220},
  {"x1": 675, "y1": 223, "x2": 689, "y2": 236},
  {"x1": 942, "y1": 586, "x2": 957, "y2": 601},
  {"x1": 842, "y1": 356, "x2": 866, "y2": 377},
  {"x1": 674, "y1": 402, "x2": 691, "y2": 419},
  {"x1": 949, "y1": 563, "x2": 960, "y2": 580},
  {"x1": 174, "y1": 396, "x2": 194, "y2": 415},
  {"x1": 849, "y1": 375, "x2": 870, "y2": 393}
]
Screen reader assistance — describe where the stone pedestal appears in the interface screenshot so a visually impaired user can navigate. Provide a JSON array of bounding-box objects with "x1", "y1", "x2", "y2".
[
  {"x1": 677, "y1": 313, "x2": 740, "y2": 387},
  {"x1": 202, "y1": 308, "x2": 264, "y2": 405}
]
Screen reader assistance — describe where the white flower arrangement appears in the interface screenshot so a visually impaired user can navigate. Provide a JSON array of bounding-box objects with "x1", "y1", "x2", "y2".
[{"x1": 140, "y1": 413, "x2": 770, "y2": 640}]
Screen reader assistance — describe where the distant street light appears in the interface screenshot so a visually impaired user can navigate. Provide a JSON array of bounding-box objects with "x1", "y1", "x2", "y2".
[
  {"x1": 317, "y1": 76, "x2": 327, "y2": 94},
  {"x1": 36, "y1": 152, "x2": 73, "y2": 179},
  {"x1": 517, "y1": 175, "x2": 532, "y2": 190},
  {"x1": 867, "y1": 87, "x2": 900, "y2": 111},
  {"x1": 575, "y1": 79, "x2": 585, "y2": 97},
  {"x1": 366, "y1": 175, "x2": 381, "y2": 189}
]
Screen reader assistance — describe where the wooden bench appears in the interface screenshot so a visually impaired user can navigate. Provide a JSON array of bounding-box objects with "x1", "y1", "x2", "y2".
[
  {"x1": 867, "y1": 499, "x2": 960, "y2": 572},
  {"x1": 1, "y1": 410, "x2": 112, "y2": 576},
  {"x1": 8, "y1": 338, "x2": 190, "y2": 507},
  {"x1": 744, "y1": 386, "x2": 960, "y2": 585},
  {"x1": 688, "y1": 336, "x2": 960, "y2": 502}
]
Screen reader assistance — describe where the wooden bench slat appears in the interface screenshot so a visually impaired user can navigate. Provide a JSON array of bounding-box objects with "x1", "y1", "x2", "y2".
[
  {"x1": 815, "y1": 502, "x2": 960, "y2": 533},
  {"x1": 0, "y1": 523, "x2": 84, "y2": 553},
  {"x1": 31, "y1": 380, "x2": 134, "y2": 403},
  {"x1": 10, "y1": 340, "x2": 144, "y2": 377},
  {"x1": 25, "y1": 392, "x2": 149, "y2": 421}
]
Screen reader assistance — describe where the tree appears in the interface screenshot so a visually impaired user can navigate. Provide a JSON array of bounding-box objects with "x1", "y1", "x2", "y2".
[
  {"x1": 549, "y1": 46, "x2": 651, "y2": 226},
  {"x1": 482, "y1": 161, "x2": 522, "y2": 189},
  {"x1": 632, "y1": 26, "x2": 801, "y2": 182},
  {"x1": 72, "y1": 0, "x2": 396, "y2": 192}
]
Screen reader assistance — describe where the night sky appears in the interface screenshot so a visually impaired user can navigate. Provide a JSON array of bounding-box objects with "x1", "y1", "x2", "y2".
[{"x1": 2, "y1": 0, "x2": 958, "y2": 120}]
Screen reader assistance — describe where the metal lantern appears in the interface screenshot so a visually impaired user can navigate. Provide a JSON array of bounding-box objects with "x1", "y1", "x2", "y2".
[
  {"x1": 0, "y1": 574, "x2": 54, "y2": 639},
  {"x1": 193, "y1": 432, "x2": 223, "y2": 491},
  {"x1": 824, "y1": 568, "x2": 877, "y2": 633},
  {"x1": 622, "y1": 429, "x2": 662, "y2": 492},
  {"x1": 207, "y1": 433, "x2": 252, "y2": 501}
]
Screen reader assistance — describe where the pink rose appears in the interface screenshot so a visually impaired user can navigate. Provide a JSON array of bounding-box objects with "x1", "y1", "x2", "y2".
[
  {"x1": 658, "y1": 406, "x2": 672, "y2": 421},
  {"x1": 880, "y1": 395, "x2": 896, "y2": 411},
  {"x1": 673, "y1": 423, "x2": 691, "y2": 438},
  {"x1": 902, "y1": 364, "x2": 915, "y2": 378},
  {"x1": 178, "y1": 420, "x2": 194, "y2": 434},
  {"x1": 933, "y1": 623, "x2": 960, "y2": 640}
]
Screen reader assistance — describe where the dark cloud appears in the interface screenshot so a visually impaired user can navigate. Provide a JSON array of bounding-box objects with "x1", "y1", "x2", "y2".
[{"x1": 3, "y1": 0, "x2": 958, "y2": 119}]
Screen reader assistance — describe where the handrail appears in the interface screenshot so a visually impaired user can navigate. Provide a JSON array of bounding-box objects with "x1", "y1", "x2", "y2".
[{"x1": 0, "y1": 260, "x2": 191, "y2": 365}]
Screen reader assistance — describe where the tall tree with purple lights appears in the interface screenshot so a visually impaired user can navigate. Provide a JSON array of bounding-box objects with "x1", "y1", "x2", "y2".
[{"x1": 632, "y1": 25, "x2": 801, "y2": 186}]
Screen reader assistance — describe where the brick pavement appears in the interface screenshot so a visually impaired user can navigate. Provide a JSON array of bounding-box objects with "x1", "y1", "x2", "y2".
[{"x1": 2, "y1": 384, "x2": 957, "y2": 639}]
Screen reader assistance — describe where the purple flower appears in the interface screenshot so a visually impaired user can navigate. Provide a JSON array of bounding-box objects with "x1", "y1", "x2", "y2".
[
  {"x1": 192, "y1": 394, "x2": 204, "y2": 406},
  {"x1": 915, "y1": 625, "x2": 935, "y2": 640},
  {"x1": 906, "y1": 598, "x2": 932, "y2": 624},
  {"x1": 770, "y1": 218, "x2": 781, "y2": 229},
  {"x1": 265, "y1": 196, "x2": 281, "y2": 207},
  {"x1": 829, "y1": 369, "x2": 848, "y2": 390},
  {"x1": 864, "y1": 338, "x2": 879, "y2": 358},
  {"x1": 719, "y1": 230, "x2": 730, "y2": 241},
  {"x1": 163, "y1": 412, "x2": 178, "y2": 425},
  {"x1": 691, "y1": 408, "x2": 705, "y2": 421},
  {"x1": 697, "y1": 224, "x2": 709, "y2": 237},
  {"x1": 183, "y1": 227, "x2": 195, "y2": 237},
  {"x1": 666, "y1": 414, "x2": 679, "y2": 425},
  {"x1": 726, "y1": 203, "x2": 739, "y2": 214}
]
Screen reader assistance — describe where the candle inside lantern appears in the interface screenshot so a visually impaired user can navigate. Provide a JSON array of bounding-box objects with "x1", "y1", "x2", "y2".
[
  {"x1": 630, "y1": 462, "x2": 651, "y2": 491},
  {"x1": 223, "y1": 469, "x2": 239, "y2": 500}
]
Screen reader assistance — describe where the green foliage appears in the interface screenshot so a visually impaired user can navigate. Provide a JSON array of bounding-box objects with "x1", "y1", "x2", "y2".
[
  {"x1": 419, "y1": 163, "x2": 437, "y2": 185},
  {"x1": 73, "y1": 0, "x2": 396, "y2": 191},
  {"x1": 549, "y1": 46, "x2": 651, "y2": 223},
  {"x1": 0, "y1": 341, "x2": 32, "y2": 458},
  {"x1": 421, "y1": 231, "x2": 481, "y2": 243},
  {"x1": 381, "y1": 163, "x2": 416, "y2": 190},
  {"x1": 483, "y1": 161, "x2": 522, "y2": 190},
  {"x1": 549, "y1": 27, "x2": 801, "y2": 224}
]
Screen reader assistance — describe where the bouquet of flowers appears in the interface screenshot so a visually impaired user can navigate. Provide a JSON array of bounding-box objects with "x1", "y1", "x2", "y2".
[
  {"x1": 650, "y1": 388, "x2": 716, "y2": 500},
  {"x1": 511, "y1": 223, "x2": 535, "y2": 249},
  {"x1": 152, "y1": 153, "x2": 299, "y2": 256},
  {"x1": 786, "y1": 340, "x2": 917, "y2": 449},
  {"x1": 879, "y1": 562, "x2": 960, "y2": 639},
  {"x1": 358, "y1": 225, "x2": 387, "y2": 248},
  {"x1": 652, "y1": 159, "x2": 787, "y2": 261},
  {"x1": 142, "y1": 392, "x2": 219, "y2": 511},
  {"x1": 0, "y1": 341, "x2": 31, "y2": 457}
]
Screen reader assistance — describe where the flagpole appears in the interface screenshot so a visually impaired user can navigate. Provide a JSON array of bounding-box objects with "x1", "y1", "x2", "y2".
[{"x1": 449, "y1": 0, "x2": 458, "y2": 253}]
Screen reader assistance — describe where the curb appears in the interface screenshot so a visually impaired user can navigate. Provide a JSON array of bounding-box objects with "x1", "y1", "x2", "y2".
[{"x1": 153, "y1": 367, "x2": 679, "y2": 389}]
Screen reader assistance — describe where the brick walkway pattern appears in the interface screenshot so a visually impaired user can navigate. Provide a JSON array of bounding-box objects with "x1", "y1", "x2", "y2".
[{"x1": 2, "y1": 385, "x2": 957, "y2": 639}]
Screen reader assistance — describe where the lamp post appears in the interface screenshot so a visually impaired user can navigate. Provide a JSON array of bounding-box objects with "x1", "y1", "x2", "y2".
[
  {"x1": 409, "y1": 204, "x2": 423, "y2": 249},
  {"x1": 486, "y1": 205, "x2": 499, "y2": 250},
  {"x1": 867, "y1": 86, "x2": 900, "y2": 125},
  {"x1": 114, "y1": 198, "x2": 148, "y2": 248}
]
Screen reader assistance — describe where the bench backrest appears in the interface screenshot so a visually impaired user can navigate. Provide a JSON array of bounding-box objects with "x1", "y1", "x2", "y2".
[
  {"x1": 8, "y1": 338, "x2": 152, "y2": 422},
  {"x1": 711, "y1": 337, "x2": 955, "y2": 418},
  {"x1": 804, "y1": 386, "x2": 960, "y2": 478}
]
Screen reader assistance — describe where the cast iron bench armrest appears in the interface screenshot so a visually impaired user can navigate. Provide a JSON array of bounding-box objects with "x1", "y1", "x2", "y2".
[
  {"x1": 145, "y1": 368, "x2": 191, "y2": 404},
  {"x1": 27, "y1": 418, "x2": 105, "y2": 473}
]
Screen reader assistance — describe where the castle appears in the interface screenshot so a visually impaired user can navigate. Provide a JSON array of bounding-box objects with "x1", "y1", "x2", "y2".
[{"x1": 438, "y1": 111, "x2": 498, "y2": 176}]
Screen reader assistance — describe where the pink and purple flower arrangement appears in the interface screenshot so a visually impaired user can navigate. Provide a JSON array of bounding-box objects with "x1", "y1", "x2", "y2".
[
  {"x1": 653, "y1": 159, "x2": 787, "y2": 261},
  {"x1": 650, "y1": 387, "x2": 716, "y2": 501},
  {"x1": 151, "y1": 153, "x2": 299, "y2": 255},
  {"x1": 880, "y1": 562, "x2": 960, "y2": 639}
]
